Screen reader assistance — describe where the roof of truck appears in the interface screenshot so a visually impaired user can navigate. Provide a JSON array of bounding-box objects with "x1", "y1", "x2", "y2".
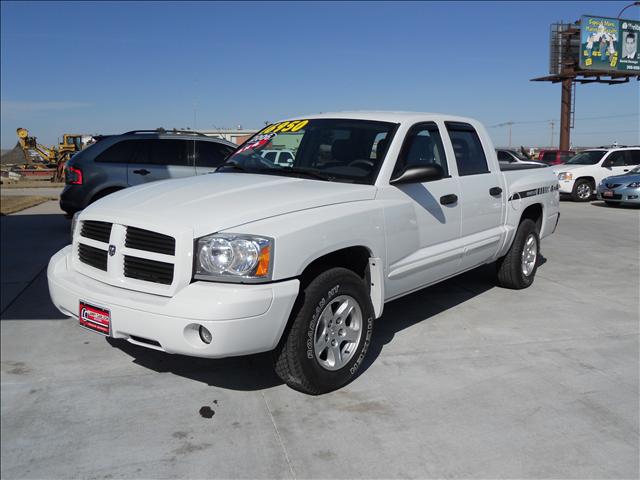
[{"x1": 285, "y1": 111, "x2": 479, "y2": 124}]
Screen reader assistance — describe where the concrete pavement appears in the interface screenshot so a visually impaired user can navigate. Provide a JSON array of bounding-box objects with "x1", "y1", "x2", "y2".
[{"x1": 1, "y1": 200, "x2": 638, "y2": 478}]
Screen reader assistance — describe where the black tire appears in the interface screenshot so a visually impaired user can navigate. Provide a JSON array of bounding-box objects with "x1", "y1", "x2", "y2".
[
  {"x1": 496, "y1": 219, "x2": 540, "y2": 289},
  {"x1": 604, "y1": 201, "x2": 618, "y2": 207},
  {"x1": 571, "y1": 179, "x2": 594, "y2": 202},
  {"x1": 273, "y1": 267, "x2": 374, "y2": 395}
]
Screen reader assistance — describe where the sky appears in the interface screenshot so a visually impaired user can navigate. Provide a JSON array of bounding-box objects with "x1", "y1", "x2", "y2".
[{"x1": 1, "y1": 1, "x2": 639, "y2": 149}]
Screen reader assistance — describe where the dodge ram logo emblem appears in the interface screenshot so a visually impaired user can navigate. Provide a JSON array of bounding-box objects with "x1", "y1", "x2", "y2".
[{"x1": 108, "y1": 245, "x2": 116, "y2": 256}]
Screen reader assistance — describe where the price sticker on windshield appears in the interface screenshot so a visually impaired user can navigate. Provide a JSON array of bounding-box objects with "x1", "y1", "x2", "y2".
[{"x1": 259, "y1": 119, "x2": 309, "y2": 135}]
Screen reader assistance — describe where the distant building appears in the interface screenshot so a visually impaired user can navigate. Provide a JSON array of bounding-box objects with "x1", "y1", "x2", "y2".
[{"x1": 200, "y1": 128, "x2": 258, "y2": 145}]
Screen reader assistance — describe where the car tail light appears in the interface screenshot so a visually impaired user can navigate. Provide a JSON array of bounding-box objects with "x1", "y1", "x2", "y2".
[{"x1": 66, "y1": 166, "x2": 83, "y2": 185}]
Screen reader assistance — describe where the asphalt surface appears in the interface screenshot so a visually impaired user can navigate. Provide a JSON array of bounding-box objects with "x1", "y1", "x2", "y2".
[{"x1": 1, "y1": 199, "x2": 638, "y2": 479}]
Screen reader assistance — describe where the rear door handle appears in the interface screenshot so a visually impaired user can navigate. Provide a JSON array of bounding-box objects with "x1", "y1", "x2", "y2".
[
  {"x1": 490, "y1": 187, "x2": 503, "y2": 196},
  {"x1": 133, "y1": 169, "x2": 150, "y2": 176},
  {"x1": 440, "y1": 194, "x2": 458, "y2": 205}
]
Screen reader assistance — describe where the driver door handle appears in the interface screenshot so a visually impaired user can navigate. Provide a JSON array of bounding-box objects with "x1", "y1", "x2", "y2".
[
  {"x1": 440, "y1": 194, "x2": 458, "y2": 205},
  {"x1": 490, "y1": 187, "x2": 503, "y2": 196},
  {"x1": 133, "y1": 169, "x2": 150, "y2": 176}
]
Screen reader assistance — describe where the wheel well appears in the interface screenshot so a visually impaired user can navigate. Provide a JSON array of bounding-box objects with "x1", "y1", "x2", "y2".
[
  {"x1": 575, "y1": 176, "x2": 595, "y2": 187},
  {"x1": 90, "y1": 187, "x2": 123, "y2": 204},
  {"x1": 299, "y1": 246, "x2": 371, "y2": 287},
  {"x1": 520, "y1": 203, "x2": 543, "y2": 231}
]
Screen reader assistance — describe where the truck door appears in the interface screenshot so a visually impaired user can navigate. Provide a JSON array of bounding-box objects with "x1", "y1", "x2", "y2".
[
  {"x1": 444, "y1": 122, "x2": 505, "y2": 271},
  {"x1": 380, "y1": 122, "x2": 462, "y2": 299}
]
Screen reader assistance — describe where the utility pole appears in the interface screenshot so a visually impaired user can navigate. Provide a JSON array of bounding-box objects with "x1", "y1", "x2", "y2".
[
  {"x1": 559, "y1": 79, "x2": 572, "y2": 149},
  {"x1": 507, "y1": 121, "x2": 513, "y2": 148},
  {"x1": 550, "y1": 119, "x2": 555, "y2": 147}
]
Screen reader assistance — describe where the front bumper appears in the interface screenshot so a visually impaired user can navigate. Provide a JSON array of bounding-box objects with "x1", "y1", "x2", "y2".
[
  {"x1": 47, "y1": 246, "x2": 300, "y2": 358},
  {"x1": 597, "y1": 185, "x2": 640, "y2": 204},
  {"x1": 558, "y1": 179, "x2": 575, "y2": 194}
]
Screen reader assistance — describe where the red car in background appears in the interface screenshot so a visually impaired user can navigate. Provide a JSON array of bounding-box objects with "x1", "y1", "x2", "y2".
[{"x1": 538, "y1": 149, "x2": 575, "y2": 165}]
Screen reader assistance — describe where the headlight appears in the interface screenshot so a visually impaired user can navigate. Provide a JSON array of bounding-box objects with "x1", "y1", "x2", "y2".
[
  {"x1": 194, "y1": 233, "x2": 272, "y2": 282},
  {"x1": 70, "y1": 212, "x2": 81, "y2": 242},
  {"x1": 628, "y1": 182, "x2": 640, "y2": 188},
  {"x1": 558, "y1": 172, "x2": 573, "y2": 181}
]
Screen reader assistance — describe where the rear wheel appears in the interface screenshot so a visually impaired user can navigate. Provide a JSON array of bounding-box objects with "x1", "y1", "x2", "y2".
[
  {"x1": 571, "y1": 179, "x2": 593, "y2": 202},
  {"x1": 496, "y1": 219, "x2": 540, "y2": 289},
  {"x1": 273, "y1": 267, "x2": 374, "y2": 395}
]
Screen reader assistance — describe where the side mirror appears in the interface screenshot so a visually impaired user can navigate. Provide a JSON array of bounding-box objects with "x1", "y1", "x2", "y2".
[{"x1": 390, "y1": 164, "x2": 444, "y2": 185}]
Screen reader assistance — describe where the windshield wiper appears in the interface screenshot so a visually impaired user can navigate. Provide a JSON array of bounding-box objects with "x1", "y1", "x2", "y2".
[{"x1": 267, "y1": 167, "x2": 334, "y2": 182}]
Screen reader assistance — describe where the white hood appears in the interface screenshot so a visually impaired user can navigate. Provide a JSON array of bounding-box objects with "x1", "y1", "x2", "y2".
[
  {"x1": 84, "y1": 173, "x2": 377, "y2": 237},
  {"x1": 551, "y1": 164, "x2": 586, "y2": 174}
]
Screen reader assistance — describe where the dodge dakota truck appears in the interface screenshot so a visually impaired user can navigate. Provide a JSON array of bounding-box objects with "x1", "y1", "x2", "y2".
[{"x1": 48, "y1": 112, "x2": 560, "y2": 394}]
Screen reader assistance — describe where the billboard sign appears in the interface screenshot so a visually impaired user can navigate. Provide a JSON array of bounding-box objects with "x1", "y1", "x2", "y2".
[{"x1": 579, "y1": 15, "x2": 640, "y2": 72}]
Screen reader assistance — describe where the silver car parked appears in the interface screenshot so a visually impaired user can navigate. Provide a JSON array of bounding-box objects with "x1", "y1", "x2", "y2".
[{"x1": 597, "y1": 165, "x2": 640, "y2": 206}]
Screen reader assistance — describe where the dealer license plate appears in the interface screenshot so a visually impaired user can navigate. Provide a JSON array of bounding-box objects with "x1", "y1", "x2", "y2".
[
  {"x1": 602, "y1": 190, "x2": 614, "y2": 198},
  {"x1": 79, "y1": 301, "x2": 111, "y2": 336}
]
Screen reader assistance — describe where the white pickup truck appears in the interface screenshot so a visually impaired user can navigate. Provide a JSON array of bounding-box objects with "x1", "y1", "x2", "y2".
[{"x1": 48, "y1": 112, "x2": 560, "y2": 394}]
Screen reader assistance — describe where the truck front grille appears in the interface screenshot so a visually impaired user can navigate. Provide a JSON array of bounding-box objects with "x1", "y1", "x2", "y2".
[
  {"x1": 81, "y1": 221, "x2": 112, "y2": 243},
  {"x1": 124, "y1": 255, "x2": 174, "y2": 285},
  {"x1": 125, "y1": 226, "x2": 175, "y2": 255},
  {"x1": 78, "y1": 243, "x2": 108, "y2": 271}
]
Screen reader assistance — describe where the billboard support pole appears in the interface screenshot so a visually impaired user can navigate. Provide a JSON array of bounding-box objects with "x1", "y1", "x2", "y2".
[{"x1": 560, "y1": 78, "x2": 572, "y2": 150}]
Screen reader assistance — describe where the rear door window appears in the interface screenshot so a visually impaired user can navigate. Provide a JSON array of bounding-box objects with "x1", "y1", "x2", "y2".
[
  {"x1": 95, "y1": 140, "x2": 138, "y2": 163},
  {"x1": 445, "y1": 122, "x2": 489, "y2": 176},
  {"x1": 148, "y1": 140, "x2": 190, "y2": 166},
  {"x1": 624, "y1": 150, "x2": 640, "y2": 166},
  {"x1": 196, "y1": 141, "x2": 234, "y2": 168}
]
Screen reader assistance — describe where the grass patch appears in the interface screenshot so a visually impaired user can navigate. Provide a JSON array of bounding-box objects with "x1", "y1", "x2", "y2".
[
  {"x1": 0, "y1": 181, "x2": 65, "y2": 188},
  {"x1": 0, "y1": 196, "x2": 57, "y2": 215}
]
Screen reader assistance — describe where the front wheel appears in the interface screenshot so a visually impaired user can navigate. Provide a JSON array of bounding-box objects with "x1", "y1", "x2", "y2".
[
  {"x1": 496, "y1": 219, "x2": 540, "y2": 289},
  {"x1": 571, "y1": 179, "x2": 593, "y2": 202},
  {"x1": 273, "y1": 267, "x2": 374, "y2": 395}
]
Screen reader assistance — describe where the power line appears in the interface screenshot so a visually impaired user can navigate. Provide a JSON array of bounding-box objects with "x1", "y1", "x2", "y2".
[{"x1": 488, "y1": 113, "x2": 638, "y2": 128}]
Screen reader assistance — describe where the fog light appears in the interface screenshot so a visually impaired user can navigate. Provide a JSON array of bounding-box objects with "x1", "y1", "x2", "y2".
[{"x1": 199, "y1": 325, "x2": 212, "y2": 344}]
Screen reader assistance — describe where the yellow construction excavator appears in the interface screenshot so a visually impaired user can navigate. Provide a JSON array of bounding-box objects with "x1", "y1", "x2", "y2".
[{"x1": 16, "y1": 128, "x2": 85, "y2": 182}]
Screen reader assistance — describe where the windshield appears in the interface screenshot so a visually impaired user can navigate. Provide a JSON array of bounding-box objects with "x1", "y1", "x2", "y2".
[
  {"x1": 219, "y1": 118, "x2": 397, "y2": 184},
  {"x1": 566, "y1": 150, "x2": 606, "y2": 165}
]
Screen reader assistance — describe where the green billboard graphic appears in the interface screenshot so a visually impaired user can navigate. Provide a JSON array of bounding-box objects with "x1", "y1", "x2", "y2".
[{"x1": 580, "y1": 15, "x2": 640, "y2": 72}]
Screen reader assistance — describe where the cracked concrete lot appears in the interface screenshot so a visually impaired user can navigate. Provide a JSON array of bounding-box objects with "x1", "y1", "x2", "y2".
[{"x1": 1, "y1": 199, "x2": 638, "y2": 478}]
